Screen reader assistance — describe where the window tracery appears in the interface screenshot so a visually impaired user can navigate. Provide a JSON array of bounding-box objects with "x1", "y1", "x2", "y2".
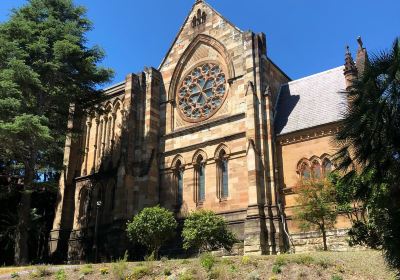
[{"x1": 177, "y1": 63, "x2": 227, "y2": 122}]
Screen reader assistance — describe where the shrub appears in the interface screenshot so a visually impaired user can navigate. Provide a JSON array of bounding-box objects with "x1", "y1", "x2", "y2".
[
  {"x1": 31, "y1": 266, "x2": 52, "y2": 278},
  {"x1": 331, "y1": 275, "x2": 343, "y2": 280},
  {"x1": 80, "y1": 264, "x2": 94, "y2": 275},
  {"x1": 292, "y1": 254, "x2": 314, "y2": 265},
  {"x1": 181, "y1": 259, "x2": 190, "y2": 265},
  {"x1": 126, "y1": 206, "x2": 177, "y2": 259},
  {"x1": 163, "y1": 268, "x2": 172, "y2": 276},
  {"x1": 274, "y1": 255, "x2": 287, "y2": 266},
  {"x1": 178, "y1": 270, "x2": 195, "y2": 280},
  {"x1": 269, "y1": 276, "x2": 278, "y2": 280},
  {"x1": 247, "y1": 270, "x2": 260, "y2": 280},
  {"x1": 199, "y1": 252, "x2": 216, "y2": 272},
  {"x1": 112, "y1": 251, "x2": 128, "y2": 280},
  {"x1": 130, "y1": 265, "x2": 151, "y2": 279},
  {"x1": 182, "y1": 210, "x2": 237, "y2": 252},
  {"x1": 99, "y1": 267, "x2": 109, "y2": 275},
  {"x1": 241, "y1": 256, "x2": 251, "y2": 265},
  {"x1": 55, "y1": 269, "x2": 66, "y2": 280},
  {"x1": 272, "y1": 264, "x2": 282, "y2": 274},
  {"x1": 10, "y1": 272, "x2": 19, "y2": 278}
]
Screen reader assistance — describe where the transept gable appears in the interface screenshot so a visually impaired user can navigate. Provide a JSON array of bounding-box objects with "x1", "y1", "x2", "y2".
[{"x1": 159, "y1": 0, "x2": 243, "y2": 73}]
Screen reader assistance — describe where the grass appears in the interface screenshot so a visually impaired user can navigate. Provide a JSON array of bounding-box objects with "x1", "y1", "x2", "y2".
[{"x1": 1, "y1": 250, "x2": 396, "y2": 280}]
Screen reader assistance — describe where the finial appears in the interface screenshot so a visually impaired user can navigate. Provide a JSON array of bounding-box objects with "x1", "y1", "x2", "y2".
[
  {"x1": 357, "y1": 36, "x2": 363, "y2": 49},
  {"x1": 345, "y1": 45, "x2": 351, "y2": 55}
]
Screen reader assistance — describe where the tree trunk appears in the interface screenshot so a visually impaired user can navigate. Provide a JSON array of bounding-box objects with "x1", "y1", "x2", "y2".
[
  {"x1": 14, "y1": 188, "x2": 32, "y2": 265},
  {"x1": 321, "y1": 224, "x2": 328, "y2": 251},
  {"x1": 14, "y1": 156, "x2": 36, "y2": 265}
]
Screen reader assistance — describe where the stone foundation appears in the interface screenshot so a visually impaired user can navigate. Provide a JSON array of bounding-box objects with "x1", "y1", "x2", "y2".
[{"x1": 290, "y1": 228, "x2": 361, "y2": 253}]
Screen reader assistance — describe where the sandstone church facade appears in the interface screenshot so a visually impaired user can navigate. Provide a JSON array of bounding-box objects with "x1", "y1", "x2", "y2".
[{"x1": 49, "y1": 0, "x2": 367, "y2": 261}]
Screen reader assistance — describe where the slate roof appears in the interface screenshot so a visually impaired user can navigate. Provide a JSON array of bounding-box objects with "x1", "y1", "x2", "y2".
[{"x1": 274, "y1": 66, "x2": 347, "y2": 135}]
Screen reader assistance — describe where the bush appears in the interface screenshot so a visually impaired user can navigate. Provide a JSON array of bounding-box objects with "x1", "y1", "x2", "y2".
[
  {"x1": 129, "y1": 265, "x2": 151, "y2": 279},
  {"x1": 99, "y1": 267, "x2": 109, "y2": 275},
  {"x1": 55, "y1": 269, "x2": 66, "y2": 280},
  {"x1": 292, "y1": 254, "x2": 314, "y2": 265},
  {"x1": 199, "y1": 252, "x2": 216, "y2": 272},
  {"x1": 247, "y1": 270, "x2": 260, "y2": 280},
  {"x1": 331, "y1": 275, "x2": 343, "y2": 280},
  {"x1": 272, "y1": 264, "x2": 282, "y2": 274},
  {"x1": 126, "y1": 206, "x2": 177, "y2": 259},
  {"x1": 274, "y1": 255, "x2": 287, "y2": 266},
  {"x1": 10, "y1": 272, "x2": 19, "y2": 278},
  {"x1": 241, "y1": 255, "x2": 251, "y2": 265},
  {"x1": 30, "y1": 266, "x2": 52, "y2": 278},
  {"x1": 80, "y1": 264, "x2": 94, "y2": 275},
  {"x1": 182, "y1": 210, "x2": 237, "y2": 252},
  {"x1": 112, "y1": 251, "x2": 128, "y2": 280}
]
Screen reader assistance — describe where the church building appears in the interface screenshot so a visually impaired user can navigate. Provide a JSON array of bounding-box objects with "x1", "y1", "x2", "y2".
[{"x1": 49, "y1": 0, "x2": 367, "y2": 261}]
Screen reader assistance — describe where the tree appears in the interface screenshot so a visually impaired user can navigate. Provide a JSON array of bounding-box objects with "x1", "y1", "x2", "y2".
[
  {"x1": 294, "y1": 177, "x2": 338, "y2": 251},
  {"x1": 330, "y1": 172, "x2": 382, "y2": 249},
  {"x1": 335, "y1": 38, "x2": 400, "y2": 271},
  {"x1": 126, "y1": 206, "x2": 177, "y2": 259},
  {"x1": 182, "y1": 210, "x2": 237, "y2": 253},
  {"x1": 0, "y1": 0, "x2": 113, "y2": 264}
]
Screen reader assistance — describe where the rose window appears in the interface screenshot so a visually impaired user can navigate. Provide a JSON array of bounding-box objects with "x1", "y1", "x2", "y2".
[{"x1": 177, "y1": 63, "x2": 227, "y2": 121}]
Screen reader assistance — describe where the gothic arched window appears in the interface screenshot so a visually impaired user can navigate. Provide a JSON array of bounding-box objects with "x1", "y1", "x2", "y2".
[
  {"x1": 175, "y1": 160, "x2": 184, "y2": 206},
  {"x1": 300, "y1": 163, "x2": 311, "y2": 179},
  {"x1": 178, "y1": 63, "x2": 227, "y2": 122},
  {"x1": 311, "y1": 160, "x2": 321, "y2": 179},
  {"x1": 323, "y1": 158, "x2": 333, "y2": 176},
  {"x1": 217, "y1": 150, "x2": 228, "y2": 199},
  {"x1": 195, "y1": 155, "x2": 206, "y2": 203}
]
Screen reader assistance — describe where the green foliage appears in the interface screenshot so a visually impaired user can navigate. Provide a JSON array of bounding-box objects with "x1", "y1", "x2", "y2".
[
  {"x1": 199, "y1": 252, "x2": 216, "y2": 272},
  {"x1": 10, "y1": 272, "x2": 19, "y2": 278},
  {"x1": 274, "y1": 255, "x2": 287, "y2": 266},
  {"x1": 30, "y1": 266, "x2": 52, "y2": 278},
  {"x1": 129, "y1": 265, "x2": 151, "y2": 279},
  {"x1": 80, "y1": 264, "x2": 94, "y2": 275},
  {"x1": 126, "y1": 206, "x2": 177, "y2": 259},
  {"x1": 331, "y1": 275, "x2": 343, "y2": 280},
  {"x1": 0, "y1": 0, "x2": 113, "y2": 264},
  {"x1": 163, "y1": 268, "x2": 172, "y2": 276},
  {"x1": 182, "y1": 210, "x2": 237, "y2": 252},
  {"x1": 295, "y1": 178, "x2": 338, "y2": 250},
  {"x1": 334, "y1": 37, "x2": 400, "y2": 272},
  {"x1": 271, "y1": 264, "x2": 282, "y2": 274},
  {"x1": 55, "y1": 269, "x2": 66, "y2": 280},
  {"x1": 292, "y1": 255, "x2": 314, "y2": 265},
  {"x1": 111, "y1": 251, "x2": 128, "y2": 280}
]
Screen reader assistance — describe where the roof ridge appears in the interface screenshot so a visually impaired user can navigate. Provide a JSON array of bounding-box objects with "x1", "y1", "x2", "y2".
[{"x1": 284, "y1": 65, "x2": 344, "y2": 86}]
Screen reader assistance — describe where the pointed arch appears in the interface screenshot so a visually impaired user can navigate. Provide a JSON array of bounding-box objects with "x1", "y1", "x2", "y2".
[
  {"x1": 192, "y1": 149, "x2": 208, "y2": 164},
  {"x1": 214, "y1": 143, "x2": 230, "y2": 159},
  {"x1": 171, "y1": 154, "x2": 186, "y2": 169},
  {"x1": 168, "y1": 34, "x2": 235, "y2": 101}
]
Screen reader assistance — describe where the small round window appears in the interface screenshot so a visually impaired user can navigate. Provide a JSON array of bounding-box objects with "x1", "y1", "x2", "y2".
[{"x1": 177, "y1": 63, "x2": 227, "y2": 122}]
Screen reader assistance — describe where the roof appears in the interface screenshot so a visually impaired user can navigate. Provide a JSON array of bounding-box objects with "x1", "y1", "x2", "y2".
[{"x1": 274, "y1": 66, "x2": 347, "y2": 136}]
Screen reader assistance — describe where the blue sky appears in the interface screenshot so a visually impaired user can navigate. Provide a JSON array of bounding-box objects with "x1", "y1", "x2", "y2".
[{"x1": 1, "y1": 0, "x2": 399, "y2": 86}]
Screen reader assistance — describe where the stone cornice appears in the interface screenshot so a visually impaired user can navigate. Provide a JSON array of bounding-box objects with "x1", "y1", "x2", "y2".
[
  {"x1": 276, "y1": 122, "x2": 340, "y2": 146},
  {"x1": 162, "y1": 112, "x2": 245, "y2": 140}
]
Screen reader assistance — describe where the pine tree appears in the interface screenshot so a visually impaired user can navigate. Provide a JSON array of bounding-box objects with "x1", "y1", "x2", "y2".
[{"x1": 0, "y1": 0, "x2": 113, "y2": 264}]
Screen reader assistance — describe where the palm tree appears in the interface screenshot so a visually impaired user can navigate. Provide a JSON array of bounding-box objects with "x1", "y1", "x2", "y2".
[{"x1": 335, "y1": 38, "x2": 400, "y2": 272}]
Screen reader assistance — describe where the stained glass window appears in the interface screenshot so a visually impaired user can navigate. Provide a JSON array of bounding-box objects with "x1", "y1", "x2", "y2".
[{"x1": 178, "y1": 63, "x2": 226, "y2": 121}]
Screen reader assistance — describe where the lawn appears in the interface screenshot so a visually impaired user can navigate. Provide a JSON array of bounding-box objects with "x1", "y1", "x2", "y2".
[{"x1": 0, "y1": 250, "x2": 396, "y2": 280}]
